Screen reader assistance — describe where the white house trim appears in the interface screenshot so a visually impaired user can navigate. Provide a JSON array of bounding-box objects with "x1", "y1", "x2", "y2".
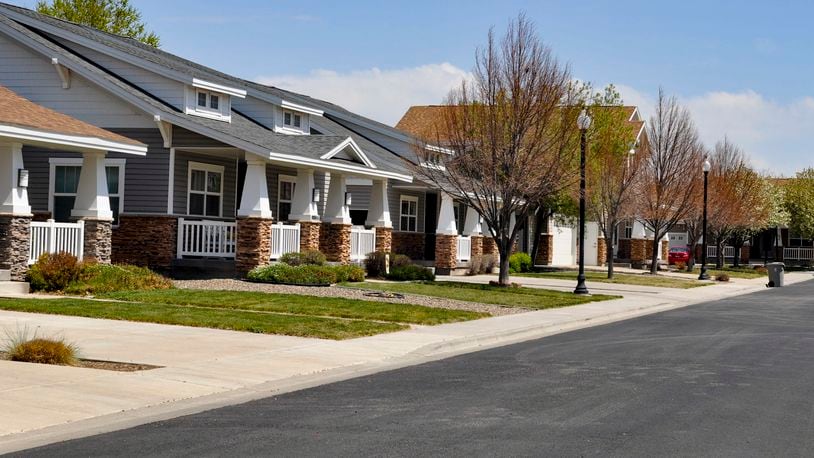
[
  {"x1": 319, "y1": 137, "x2": 376, "y2": 168},
  {"x1": 280, "y1": 100, "x2": 324, "y2": 116},
  {"x1": 154, "y1": 115, "x2": 172, "y2": 148},
  {"x1": 48, "y1": 157, "x2": 125, "y2": 222},
  {"x1": 0, "y1": 124, "x2": 146, "y2": 156},
  {"x1": 265, "y1": 151, "x2": 411, "y2": 182},
  {"x1": 192, "y1": 78, "x2": 246, "y2": 98},
  {"x1": 50, "y1": 57, "x2": 70, "y2": 89},
  {"x1": 186, "y1": 161, "x2": 225, "y2": 218}
]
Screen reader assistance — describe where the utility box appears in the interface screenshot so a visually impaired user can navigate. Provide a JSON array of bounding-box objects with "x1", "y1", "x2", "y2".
[{"x1": 767, "y1": 262, "x2": 785, "y2": 287}]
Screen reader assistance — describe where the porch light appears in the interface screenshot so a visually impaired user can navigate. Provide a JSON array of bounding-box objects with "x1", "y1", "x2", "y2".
[
  {"x1": 311, "y1": 188, "x2": 321, "y2": 203},
  {"x1": 577, "y1": 109, "x2": 592, "y2": 131},
  {"x1": 703, "y1": 158, "x2": 711, "y2": 173},
  {"x1": 345, "y1": 192, "x2": 352, "y2": 206},
  {"x1": 17, "y1": 169, "x2": 29, "y2": 188}
]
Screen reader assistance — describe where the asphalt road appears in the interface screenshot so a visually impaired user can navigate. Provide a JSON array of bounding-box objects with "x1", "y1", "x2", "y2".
[{"x1": 15, "y1": 280, "x2": 814, "y2": 457}]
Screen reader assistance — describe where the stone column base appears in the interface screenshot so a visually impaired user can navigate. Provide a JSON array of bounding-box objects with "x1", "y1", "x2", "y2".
[
  {"x1": 482, "y1": 236, "x2": 498, "y2": 257},
  {"x1": 630, "y1": 238, "x2": 647, "y2": 268},
  {"x1": 597, "y1": 238, "x2": 607, "y2": 266},
  {"x1": 535, "y1": 234, "x2": 553, "y2": 265},
  {"x1": 298, "y1": 221, "x2": 321, "y2": 253},
  {"x1": 0, "y1": 215, "x2": 31, "y2": 281},
  {"x1": 375, "y1": 226, "x2": 392, "y2": 253},
  {"x1": 470, "y1": 235, "x2": 483, "y2": 259},
  {"x1": 661, "y1": 239, "x2": 669, "y2": 261},
  {"x1": 81, "y1": 218, "x2": 113, "y2": 264},
  {"x1": 112, "y1": 215, "x2": 178, "y2": 269},
  {"x1": 236, "y1": 217, "x2": 273, "y2": 274},
  {"x1": 434, "y1": 234, "x2": 458, "y2": 275},
  {"x1": 320, "y1": 223, "x2": 351, "y2": 264}
]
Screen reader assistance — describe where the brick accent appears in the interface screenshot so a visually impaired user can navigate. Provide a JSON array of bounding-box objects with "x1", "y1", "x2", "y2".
[
  {"x1": 0, "y1": 215, "x2": 31, "y2": 281},
  {"x1": 375, "y1": 226, "x2": 392, "y2": 253},
  {"x1": 320, "y1": 223, "x2": 351, "y2": 264},
  {"x1": 235, "y1": 217, "x2": 273, "y2": 274},
  {"x1": 470, "y1": 235, "x2": 483, "y2": 259},
  {"x1": 630, "y1": 238, "x2": 647, "y2": 268},
  {"x1": 298, "y1": 221, "x2": 321, "y2": 252},
  {"x1": 81, "y1": 218, "x2": 112, "y2": 264},
  {"x1": 32, "y1": 211, "x2": 51, "y2": 222},
  {"x1": 392, "y1": 231, "x2": 425, "y2": 260},
  {"x1": 740, "y1": 246, "x2": 750, "y2": 263},
  {"x1": 617, "y1": 239, "x2": 631, "y2": 260},
  {"x1": 535, "y1": 234, "x2": 553, "y2": 265},
  {"x1": 597, "y1": 238, "x2": 607, "y2": 266},
  {"x1": 112, "y1": 215, "x2": 178, "y2": 269},
  {"x1": 482, "y1": 236, "x2": 498, "y2": 256},
  {"x1": 661, "y1": 240, "x2": 669, "y2": 261},
  {"x1": 434, "y1": 234, "x2": 458, "y2": 275}
]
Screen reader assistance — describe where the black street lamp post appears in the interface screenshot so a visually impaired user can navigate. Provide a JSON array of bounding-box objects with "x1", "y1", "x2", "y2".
[
  {"x1": 699, "y1": 158, "x2": 711, "y2": 280},
  {"x1": 575, "y1": 109, "x2": 591, "y2": 295}
]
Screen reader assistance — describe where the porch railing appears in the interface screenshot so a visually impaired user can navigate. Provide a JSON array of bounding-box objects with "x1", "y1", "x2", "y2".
[
  {"x1": 457, "y1": 236, "x2": 472, "y2": 262},
  {"x1": 784, "y1": 247, "x2": 814, "y2": 261},
  {"x1": 176, "y1": 218, "x2": 237, "y2": 258},
  {"x1": 707, "y1": 245, "x2": 735, "y2": 259},
  {"x1": 28, "y1": 219, "x2": 84, "y2": 264},
  {"x1": 271, "y1": 223, "x2": 301, "y2": 260},
  {"x1": 350, "y1": 226, "x2": 376, "y2": 262}
]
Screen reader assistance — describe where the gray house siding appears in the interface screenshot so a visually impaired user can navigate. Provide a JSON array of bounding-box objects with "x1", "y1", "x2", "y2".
[
  {"x1": 21, "y1": 147, "x2": 77, "y2": 213},
  {"x1": 173, "y1": 151, "x2": 238, "y2": 220},
  {"x1": 232, "y1": 97, "x2": 275, "y2": 129},
  {"x1": 0, "y1": 31, "x2": 153, "y2": 128}
]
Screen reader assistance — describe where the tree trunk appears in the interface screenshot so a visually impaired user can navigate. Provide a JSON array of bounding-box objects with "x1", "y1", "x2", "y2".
[
  {"x1": 606, "y1": 236, "x2": 615, "y2": 279},
  {"x1": 529, "y1": 209, "x2": 547, "y2": 266},
  {"x1": 649, "y1": 237, "x2": 660, "y2": 274},
  {"x1": 497, "y1": 240, "x2": 511, "y2": 286},
  {"x1": 716, "y1": 239, "x2": 724, "y2": 269},
  {"x1": 732, "y1": 242, "x2": 742, "y2": 268}
]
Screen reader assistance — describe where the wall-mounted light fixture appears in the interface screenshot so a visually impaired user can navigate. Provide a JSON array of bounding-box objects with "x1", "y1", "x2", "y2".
[{"x1": 17, "y1": 169, "x2": 29, "y2": 188}]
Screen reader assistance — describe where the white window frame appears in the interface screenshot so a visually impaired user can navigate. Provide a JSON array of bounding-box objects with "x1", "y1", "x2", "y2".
[
  {"x1": 187, "y1": 161, "x2": 225, "y2": 218},
  {"x1": 275, "y1": 107, "x2": 309, "y2": 135},
  {"x1": 277, "y1": 174, "x2": 296, "y2": 221},
  {"x1": 185, "y1": 86, "x2": 231, "y2": 122},
  {"x1": 399, "y1": 195, "x2": 418, "y2": 232},
  {"x1": 48, "y1": 157, "x2": 126, "y2": 225}
]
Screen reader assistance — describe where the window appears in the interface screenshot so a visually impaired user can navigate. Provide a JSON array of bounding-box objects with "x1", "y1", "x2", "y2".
[
  {"x1": 187, "y1": 162, "x2": 223, "y2": 217},
  {"x1": 277, "y1": 175, "x2": 296, "y2": 221},
  {"x1": 789, "y1": 233, "x2": 813, "y2": 247},
  {"x1": 400, "y1": 195, "x2": 418, "y2": 232},
  {"x1": 186, "y1": 87, "x2": 230, "y2": 121},
  {"x1": 624, "y1": 221, "x2": 633, "y2": 239},
  {"x1": 283, "y1": 109, "x2": 302, "y2": 128},
  {"x1": 49, "y1": 158, "x2": 125, "y2": 224}
]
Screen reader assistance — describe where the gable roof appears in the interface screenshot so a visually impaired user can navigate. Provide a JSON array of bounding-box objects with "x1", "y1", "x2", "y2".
[{"x1": 0, "y1": 84, "x2": 146, "y2": 154}]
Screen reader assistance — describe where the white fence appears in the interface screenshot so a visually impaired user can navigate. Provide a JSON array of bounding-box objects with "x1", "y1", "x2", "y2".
[
  {"x1": 457, "y1": 236, "x2": 472, "y2": 262},
  {"x1": 28, "y1": 219, "x2": 85, "y2": 264},
  {"x1": 350, "y1": 227, "x2": 376, "y2": 262},
  {"x1": 176, "y1": 218, "x2": 237, "y2": 259},
  {"x1": 707, "y1": 245, "x2": 735, "y2": 259},
  {"x1": 271, "y1": 223, "x2": 301, "y2": 260},
  {"x1": 784, "y1": 247, "x2": 814, "y2": 261}
]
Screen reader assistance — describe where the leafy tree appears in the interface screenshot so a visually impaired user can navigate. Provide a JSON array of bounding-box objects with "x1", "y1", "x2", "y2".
[
  {"x1": 783, "y1": 168, "x2": 814, "y2": 239},
  {"x1": 36, "y1": 0, "x2": 160, "y2": 47}
]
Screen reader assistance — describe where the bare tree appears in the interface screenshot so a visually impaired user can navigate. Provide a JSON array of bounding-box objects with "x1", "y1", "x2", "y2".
[
  {"x1": 638, "y1": 90, "x2": 703, "y2": 274},
  {"x1": 414, "y1": 14, "x2": 580, "y2": 286}
]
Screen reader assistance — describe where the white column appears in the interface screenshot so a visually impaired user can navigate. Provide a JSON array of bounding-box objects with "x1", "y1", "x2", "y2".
[
  {"x1": 324, "y1": 172, "x2": 350, "y2": 224},
  {"x1": 237, "y1": 158, "x2": 272, "y2": 218},
  {"x1": 436, "y1": 192, "x2": 457, "y2": 235},
  {"x1": 0, "y1": 142, "x2": 31, "y2": 215},
  {"x1": 365, "y1": 179, "x2": 392, "y2": 227},
  {"x1": 289, "y1": 168, "x2": 319, "y2": 221},
  {"x1": 462, "y1": 206, "x2": 482, "y2": 236},
  {"x1": 71, "y1": 151, "x2": 112, "y2": 220}
]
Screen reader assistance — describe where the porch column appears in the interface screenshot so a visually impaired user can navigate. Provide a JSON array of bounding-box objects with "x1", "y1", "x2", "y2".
[
  {"x1": 435, "y1": 192, "x2": 458, "y2": 275},
  {"x1": 236, "y1": 159, "x2": 273, "y2": 274},
  {"x1": 629, "y1": 219, "x2": 648, "y2": 268},
  {"x1": 72, "y1": 151, "x2": 112, "y2": 263},
  {"x1": 321, "y1": 173, "x2": 351, "y2": 263},
  {"x1": 289, "y1": 168, "x2": 320, "y2": 252},
  {"x1": 365, "y1": 179, "x2": 392, "y2": 252},
  {"x1": 463, "y1": 206, "x2": 483, "y2": 260},
  {"x1": 0, "y1": 142, "x2": 32, "y2": 281}
]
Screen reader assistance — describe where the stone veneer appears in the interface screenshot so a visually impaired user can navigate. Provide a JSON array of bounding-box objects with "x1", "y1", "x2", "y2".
[
  {"x1": 391, "y1": 231, "x2": 425, "y2": 260},
  {"x1": 0, "y1": 215, "x2": 31, "y2": 281},
  {"x1": 434, "y1": 234, "x2": 458, "y2": 275},
  {"x1": 534, "y1": 234, "x2": 553, "y2": 265},
  {"x1": 81, "y1": 218, "x2": 112, "y2": 264},
  {"x1": 470, "y1": 235, "x2": 483, "y2": 259},
  {"x1": 235, "y1": 217, "x2": 273, "y2": 274},
  {"x1": 112, "y1": 215, "x2": 178, "y2": 269},
  {"x1": 298, "y1": 221, "x2": 321, "y2": 252},
  {"x1": 320, "y1": 223, "x2": 351, "y2": 264},
  {"x1": 597, "y1": 238, "x2": 607, "y2": 266},
  {"x1": 375, "y1": 227, "x2": 392, "y2": 253},
  {"x1": 630, "y1": 238, "x2": 647, "y2": 268},
  {"x1": 482, "y1": 236, "x2": 498, "y2": 257},
  {"x1": 616, "y1": 239, "x2": 632, "y2": 261}
]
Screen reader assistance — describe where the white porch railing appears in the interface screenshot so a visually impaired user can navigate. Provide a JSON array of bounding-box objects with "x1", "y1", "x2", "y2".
[
  {"x1": 784, "y1": 247, "x2": 814, "y2": 261},
  {"x1": 271, "y1": 223, "x2": 301, "y2": 260},
  {"x1": 176, "y1": 218, "x2": 237, "y2": 259},
  {"x1": 28, "y1": 219, "x2": 85, "y2": 264},
  {"x1": 707, "y1": 245, "x2": 735, "y2": 259},
  {"x1": 457, "y1": 236, "x2": 472, "y2": 262},
  {"x1": 350, "y1": 226, "x2": 376, "y2": 262}
]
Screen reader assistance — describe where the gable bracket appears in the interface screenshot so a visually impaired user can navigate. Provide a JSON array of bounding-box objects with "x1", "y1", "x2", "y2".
[
  {"x1": 154, "y1": 115, "x2": 173, "y2": 148},
  {"x1": 50, "y1": 57, "x2": 71, "y2": 89}
]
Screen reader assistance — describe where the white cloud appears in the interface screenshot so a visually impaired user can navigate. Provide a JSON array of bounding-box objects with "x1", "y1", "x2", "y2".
[{"x1": 256, "y1": 63, "x2": 470, "y2": 126}]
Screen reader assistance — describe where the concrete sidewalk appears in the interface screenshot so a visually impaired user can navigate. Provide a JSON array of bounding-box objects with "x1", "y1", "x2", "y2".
[{"x1": 1, "y1": 272, "x2": 811, "y2": 453}]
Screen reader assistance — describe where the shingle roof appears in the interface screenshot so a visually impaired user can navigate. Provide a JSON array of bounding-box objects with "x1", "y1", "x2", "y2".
[{"x1": 0, "y1": 84, "x2": 144, "y2": 147}]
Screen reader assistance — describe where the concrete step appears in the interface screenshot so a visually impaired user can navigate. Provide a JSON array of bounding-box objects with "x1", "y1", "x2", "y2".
[
  {"x1": 0, "y1": 270, "x2": 9, "y2": 281},
  {"x1": 0, "y1": 281, "x2": 30, "y2": 295}
]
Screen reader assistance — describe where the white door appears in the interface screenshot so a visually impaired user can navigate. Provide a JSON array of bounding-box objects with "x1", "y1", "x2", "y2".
[
  {"x1": 584, "y1": 222, "x2": 599, "y2": 266},
  {"x1": 551, "y1": 221, "x2": 576, "y2": 266}
]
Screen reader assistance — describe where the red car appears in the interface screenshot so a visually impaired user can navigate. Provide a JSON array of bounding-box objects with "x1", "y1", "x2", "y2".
[{"x1": 668, "y1": 247, "x2": 691, "y2": 265}]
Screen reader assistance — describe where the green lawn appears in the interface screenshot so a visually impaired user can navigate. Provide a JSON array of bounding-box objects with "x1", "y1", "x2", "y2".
[
  {"x1": 672, "y1": 266, "x2": 767, "y2": 279},
  {"x1": 0, "y1": 290, "x2": 486, "y2": 340},
  {"x1": 345, "y1": 281, "x2": 620, "y2": 310},
  {"x1": 516, "y1": 270, "x2": 710, "y2": 289}
]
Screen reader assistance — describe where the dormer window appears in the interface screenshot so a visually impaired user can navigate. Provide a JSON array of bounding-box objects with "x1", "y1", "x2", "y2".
[
  {"x1": 283, "y1": 110, "x2": 302, "y2": 128},
  {"x1": 186, "y1": 86, "x2": 231, "y2": 122},
  {"x1": 276, "y1": 107, "x2": 309, "y2": 134}
]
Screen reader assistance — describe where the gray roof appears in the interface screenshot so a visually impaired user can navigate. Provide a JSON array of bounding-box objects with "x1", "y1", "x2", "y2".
[{"x1": 0, "y1": 2, "x2": 414, "y2": 180}]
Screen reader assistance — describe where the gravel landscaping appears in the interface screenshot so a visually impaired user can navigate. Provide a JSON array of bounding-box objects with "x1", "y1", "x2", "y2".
[{"x1": 173, "y1": 279, "x2": 526, "y2": 317}]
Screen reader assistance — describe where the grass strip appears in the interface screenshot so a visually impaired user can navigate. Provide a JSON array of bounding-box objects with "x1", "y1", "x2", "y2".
[
  {"x1": 0, "y1": 298, "x2": 406, "y2": 340},
  {"x1": 671, "y1": 267, "x2": 766, "y2": 279},
  {"x1": 100, "y1": 289, "x2": 486, "y2": 325},
  {"x1": 516, "y1": 271, "x2": 710, "y2": 289}
]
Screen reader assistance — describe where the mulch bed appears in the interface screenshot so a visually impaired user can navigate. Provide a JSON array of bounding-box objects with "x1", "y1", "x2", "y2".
[{"x1": 0, "y1": 352, "x2": 161, "y2": 372}]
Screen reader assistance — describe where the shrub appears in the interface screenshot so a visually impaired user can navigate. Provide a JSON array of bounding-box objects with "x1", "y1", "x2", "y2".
[
  {"x1": 674, "y1": 261, "x2": 686, "y2": 271},
  {"x1": 280, "y1": 250, "x2": 326, "y2": 266},
  {"x1": 715, "y1": 273, "x2": 730, "y2": 282},
  {"x1": 3, "y1": 326, "x2": 78, "y2": 366},
  {"x1": 333, "y1": 265, "x2": 366, "y2": 283},
  {"x1": 508, "y1": 252, "x2": 533, "y2": 273},
  {"x1": 27, "y1": 252, "x2": 82, "y2": 292},
  {"x1": 482, "y1": 254, "x2": 497, "y2": 273},
  {"x1": 754, "y1": 266, "x2": 768, "y2": 274},
  {"x1": 365, "y1": 251, "x2": 411, "y2": 278},
  {"x1": 248, "y1": 264, "x2": 338, "y2": 285},
  {"x1": 392, "y1": 254, "x2": 412, "y2": 268},
  {"x1": 65, "y1": 264, "x2": 172, "y2": 295},
  {"x1": 386, "y1": 264, "x2": 435, "y2": 281},
  {"x1": 467, "y1": 254, "x2": 496, "y2": 275}
]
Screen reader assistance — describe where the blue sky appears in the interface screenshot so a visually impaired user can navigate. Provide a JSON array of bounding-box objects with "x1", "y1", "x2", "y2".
[{"x1": 10, "y1": 0, "x2": 814, "y2": 174}]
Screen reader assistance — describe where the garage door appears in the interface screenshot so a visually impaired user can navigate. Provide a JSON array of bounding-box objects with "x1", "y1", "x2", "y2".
[{"x1": 551, "y1": 223, "x2": 575, "y2": 266}]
